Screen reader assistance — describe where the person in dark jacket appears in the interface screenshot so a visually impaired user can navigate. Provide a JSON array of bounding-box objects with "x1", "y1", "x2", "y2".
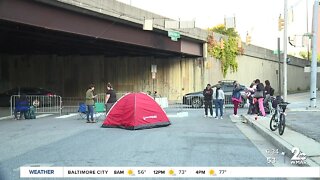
[
  {"x1": 105, "y1": 82, "x2": 117, "y2": 114},
  {"x1": 264, "y1": 80, "x2": 272, "y2": 95},
  {"x1": 254, "y1": 79, "x2": 266, "y2": 116},
  {"x1": 264, "y1": 80, "x2": 274, "y2": 105},
  {"x1": 14, "y1": 95, "x2": 29, "y2": 120},
  {"x1": 203, "y1": 84, "x2": 213, "y2": 117},
  {"x1": 232, "y1": 82, "x2": 244, "y2": 117}
]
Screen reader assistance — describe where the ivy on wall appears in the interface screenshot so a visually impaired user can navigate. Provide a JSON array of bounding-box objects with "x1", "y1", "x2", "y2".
[
  {"x1": 298, "y1": 51, "x2": 320, "y2": 62},
  {"x1": 207, "y1": 24, "x2": 243, "y2": 77}
]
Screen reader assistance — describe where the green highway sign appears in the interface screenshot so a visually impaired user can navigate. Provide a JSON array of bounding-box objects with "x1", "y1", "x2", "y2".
[
  {"x1": 168, "y1": 31, "x2": 180, "y2": 41},
  {"x1": 273, "y1": 50, "x2": 283, "y2": 55}
]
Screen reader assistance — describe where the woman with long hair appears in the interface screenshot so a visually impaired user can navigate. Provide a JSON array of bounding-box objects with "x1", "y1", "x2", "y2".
[
  {"x1": 213, "y1": 85, "x2": 225, "y2": 119},
  {"x1": 105, "y1": 82, "x2": 117, "y2": 114}
]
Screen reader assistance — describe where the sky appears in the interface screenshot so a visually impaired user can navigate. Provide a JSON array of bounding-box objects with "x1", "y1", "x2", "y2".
[{"x1": 118, "y1": 0, "x2": 314, "y2": 54}]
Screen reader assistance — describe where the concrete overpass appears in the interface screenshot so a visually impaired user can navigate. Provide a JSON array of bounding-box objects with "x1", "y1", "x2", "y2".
[
  {"x1": 0, "y1": 0, "x2": 209, "y2": 99},
  {"x1": 0, "y1": 0, "x2": 206, "y2": 57},
  {"x1": 0, "y1": 0, "x2": 318, "y2": 105}
]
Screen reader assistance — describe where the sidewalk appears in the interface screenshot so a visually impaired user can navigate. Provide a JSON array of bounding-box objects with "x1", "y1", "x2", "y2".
[
  {"x1": 239, "y1": 92, "x2": 320, "y2": 167},
  {"x1": 0, "y1": 107, "x2": 11, "y2": 119}
]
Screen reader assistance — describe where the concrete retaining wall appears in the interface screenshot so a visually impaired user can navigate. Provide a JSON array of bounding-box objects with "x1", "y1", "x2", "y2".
[
  {"x1": 203, "y1": 44, "x2": 320, "y2": 95},
  {"x1": 0, "y1": 45, "x2": 319, "y2": 101},
  {"x1": 0, "y1": 55, "x2": 203, "y2": 101}
]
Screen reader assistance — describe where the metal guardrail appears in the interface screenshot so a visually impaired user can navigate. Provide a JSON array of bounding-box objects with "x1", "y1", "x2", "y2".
[
  {"x1": 170, "y1": 94, "x2": 242, "y2": 109},
  {"x1": 61, "y1": 92, "x2": 128, "y2": 114},
  {"x1": 10, "y1": 95, "x2": 62, "y2": 116},
  {"x1": 10, "y1": 92, "x2": 243, "y2": 116}
]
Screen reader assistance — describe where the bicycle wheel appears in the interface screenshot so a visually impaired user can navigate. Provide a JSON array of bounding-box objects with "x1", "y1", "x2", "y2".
[
  {"x1": 278, "y1": 113, "x2": 286, "y2": 135},
  {"x1": 269, "y1": 114, "x2": 277, "y2": 131}
]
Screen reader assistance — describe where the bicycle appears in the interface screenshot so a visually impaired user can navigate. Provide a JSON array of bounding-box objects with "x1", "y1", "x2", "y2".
[{"x1": 269, "y1": 98, "x2": 289, "y2": 135}]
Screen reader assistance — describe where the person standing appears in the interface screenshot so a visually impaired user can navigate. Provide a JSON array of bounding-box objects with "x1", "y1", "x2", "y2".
[
  {"x1": 85, "y1": 84, "x2": 96, "y2": 123},
  {"x1": 203, "y1": 84, "x2": 213, "y2": 117},
  {"x1": 105, "y1": 82, "x2": 117, "y2": 114},
  {"x1": 232, "y1": 82, "x2": 244, "y2": 117},
  {"x1": 264, "y1": 80, "x2": 274, "y2": 104},
  {"x1": 254, "y1": 79, "x2": 266, "y2": 116},
  {"x1": 213, "y1": 85, "x2": 225, "y2": 119}
]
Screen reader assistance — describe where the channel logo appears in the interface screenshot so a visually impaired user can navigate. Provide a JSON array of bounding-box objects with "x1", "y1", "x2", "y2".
[{"x1": 291, "y1": 147, "x2": 307, "y2": 165}]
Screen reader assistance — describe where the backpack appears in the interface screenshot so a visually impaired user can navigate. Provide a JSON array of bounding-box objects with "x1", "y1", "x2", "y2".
[
  {"x1": 270, "y1": 87, "x2": 275, "y2": 96},
  {"x1": 25, "y1": 106, "x2": 36, "y2": 119},
  {"x1": 272, "y1": 96, "x2": 283, "y2": 108}
]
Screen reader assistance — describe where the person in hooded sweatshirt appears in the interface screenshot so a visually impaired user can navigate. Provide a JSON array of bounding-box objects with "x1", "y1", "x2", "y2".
[
  {"x1": 213, "y1": 85, "x2": 225, "y2": 119},
  {"x1": 203, "y1": 84, "x2": 213, "y2": 117}
]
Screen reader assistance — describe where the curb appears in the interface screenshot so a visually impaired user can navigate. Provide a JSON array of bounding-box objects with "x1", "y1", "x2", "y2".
[
  {"x1": 0, "y1": 116, "x2": 12, "y2": 121},
  {"x1": 241, "y1": 115, "x2": 320, "y2": 167},
  {"x1": 287, "y1": 108, "x2": 320, "y2": 112}
]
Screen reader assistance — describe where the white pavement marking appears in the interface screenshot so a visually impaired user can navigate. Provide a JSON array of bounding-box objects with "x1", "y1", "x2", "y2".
[
  {"x1": 167, "y1": 111, "x2": 188, "y2": 118},
  {"x1": 0, "y1": 116, "x2": 12, "y2": 120},
  {"x1": 56, "y1": 113, "x2": 78, "y2": 119},
  {"x1": 56, "y1": 113, "x2": 106, "y2": 119},
  {"x1": 94, "y1": 113, "x2": 105, "y2": 118},
  {"x1": 0, "y1": 114, "x2": 53, "y2": 120},
  {"x1": 36, "y1": 114, "x2": 53, "y2": 118}
]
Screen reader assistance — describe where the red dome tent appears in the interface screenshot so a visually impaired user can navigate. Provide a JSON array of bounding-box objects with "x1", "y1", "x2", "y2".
[{"x1": 101, "y1": 92, "x2": 170, "y2": 130}]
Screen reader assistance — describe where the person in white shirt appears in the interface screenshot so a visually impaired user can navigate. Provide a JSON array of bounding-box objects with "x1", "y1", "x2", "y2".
[{"x1": 213, "y1": 85, "x2": 225, "y2": 119}]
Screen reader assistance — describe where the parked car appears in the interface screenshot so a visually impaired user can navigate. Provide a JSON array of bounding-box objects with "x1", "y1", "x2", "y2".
[
  {"x1": 182, "y1": 80, "x2": 247, "y2": 108},
  {"x1": 0, "y1": 87, "x2": 57, "y2": 107}
]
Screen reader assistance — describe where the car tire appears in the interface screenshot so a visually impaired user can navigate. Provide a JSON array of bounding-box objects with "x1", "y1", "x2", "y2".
[{"x1": 191, "y1": 98, "x2": 203, "y2": 108}]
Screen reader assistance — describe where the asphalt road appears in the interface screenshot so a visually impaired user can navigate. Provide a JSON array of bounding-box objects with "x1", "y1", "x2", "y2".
[{"x1": 0, "y1": 108, "x2": 286, "y2": 180}]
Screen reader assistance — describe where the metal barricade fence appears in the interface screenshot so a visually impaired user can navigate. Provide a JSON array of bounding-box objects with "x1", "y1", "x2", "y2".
[
  {"x1": 10, "y1": 95, "x2": 62, "y2": 116},
  {"x1": 61, "y1": 97, "x2": 85, "y2": 114},
  {"x1": 61, "y1": 92, "x2": 128, "y2": 114},
  {"x1": 168, "y1": 94, "x2": 236, "y2": 109}
]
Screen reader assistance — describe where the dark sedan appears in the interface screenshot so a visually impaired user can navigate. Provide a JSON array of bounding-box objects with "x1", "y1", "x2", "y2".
[
  {"x1": 0, "y1": 87, "x2": 56, "y2": 107},
  {"x1": 182, "y1": 81, "x2": 247, "y2": 108}
]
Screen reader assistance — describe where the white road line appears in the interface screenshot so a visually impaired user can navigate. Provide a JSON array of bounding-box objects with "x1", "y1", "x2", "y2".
[
  {"x1": 36, "y1": 114, "x2": 53, "y2": 118},
  {"x1": 0, "y1": 114, "x2": 52, "y2": 120},
  {"x1": 167, "y1": 112, "x2": 188, "y2": 118},
  {"x1": 0, "y1": 116, "x2": 12, "y2": 120},
  {"x1": 56, "y1": 113, "x2": 106, "y2": 119},
  {"x1": 56, "y1": 113, "x2": 78, "y2": 119}
]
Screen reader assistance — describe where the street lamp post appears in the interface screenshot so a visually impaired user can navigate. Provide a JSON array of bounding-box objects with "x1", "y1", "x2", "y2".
[{"x1": 310, "y1": 0, "x2": 319, "y2": 108}]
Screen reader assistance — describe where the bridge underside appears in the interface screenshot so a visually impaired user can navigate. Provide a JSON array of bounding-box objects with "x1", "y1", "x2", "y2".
[{"x1": 0, "y1": 0, "x2": 203, "y2": 58}]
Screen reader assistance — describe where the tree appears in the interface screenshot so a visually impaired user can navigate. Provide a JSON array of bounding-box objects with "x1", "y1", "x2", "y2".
[
  {"x1": 299, "y1": 51, "x2": 320, "y2": 62},
  {"x1": 207, "y1": 24, "x2": 243, "y2": 77}
]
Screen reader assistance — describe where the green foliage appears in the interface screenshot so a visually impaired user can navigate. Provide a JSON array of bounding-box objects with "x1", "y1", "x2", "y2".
[
  {"x1": 207, "y1": 24, "x2": 242, "y2": 77},
  {"x1": 299, "y1": 51, "x2": 320, "y2": 62}
]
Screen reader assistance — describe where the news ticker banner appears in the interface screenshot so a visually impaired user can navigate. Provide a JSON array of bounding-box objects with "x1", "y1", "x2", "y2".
[{"x1": 20, "y1": 167, "x2": 320, "y2": 178}]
